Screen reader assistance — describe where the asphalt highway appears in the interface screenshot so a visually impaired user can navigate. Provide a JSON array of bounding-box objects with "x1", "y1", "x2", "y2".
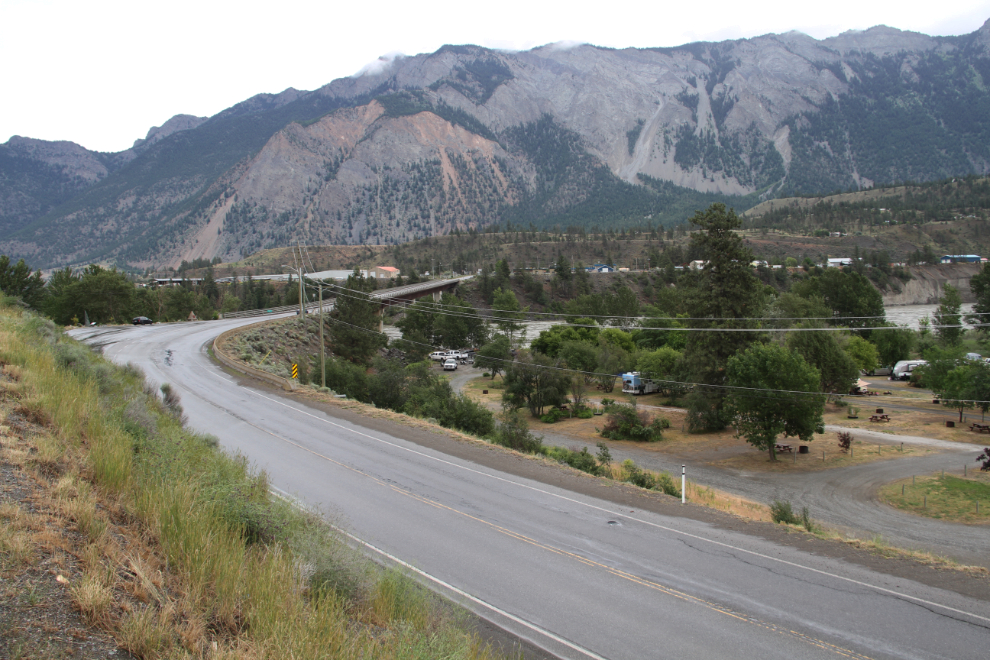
[{"x1": 70, "y1": 320, "x2": 990, "y2": 660}]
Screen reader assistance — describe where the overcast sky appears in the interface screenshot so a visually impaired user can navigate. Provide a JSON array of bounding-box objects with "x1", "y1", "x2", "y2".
[{"x1": 2, "y1": 0, "x2": 988, "y2": 153}]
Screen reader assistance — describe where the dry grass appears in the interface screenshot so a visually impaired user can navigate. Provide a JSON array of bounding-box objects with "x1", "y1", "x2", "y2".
[
  {"x1": 0, "y1": 304, "x2": 504, "y2": 660},
  {"x1": 837, "y1": 534, "x2": 989, "y2": 575},
  {"x1": 684, "y1": 482, "x2": 773, "y2": 522}
]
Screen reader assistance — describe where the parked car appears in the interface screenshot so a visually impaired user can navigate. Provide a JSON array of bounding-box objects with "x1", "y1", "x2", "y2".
[
  {"x1": 430, "y1": 351, "x2": 451, "y2": 361},
  {"x1": 443, "y1": 358, "x2": 458, "y2": 371},
  {"x1": 132, "y1": 316, "x2": 153, "y2": 325}
]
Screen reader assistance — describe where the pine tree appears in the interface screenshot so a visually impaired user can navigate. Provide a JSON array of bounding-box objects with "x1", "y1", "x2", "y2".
[
  {"x1": 329, "y1": 270, "x2": 386, "y2": 364},
  {"x1": 681, "y1": 204, "x2": 763, "y2": 431}
]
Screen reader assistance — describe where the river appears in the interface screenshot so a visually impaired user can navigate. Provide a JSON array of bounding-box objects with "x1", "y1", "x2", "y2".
[{"x1": 382, "y1": 303, "x2": 977, "y2": 347}]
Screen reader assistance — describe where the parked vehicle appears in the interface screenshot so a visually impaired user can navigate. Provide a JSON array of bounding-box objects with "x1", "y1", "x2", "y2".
[
  {"x1": 430, "y1": 351, "x2": 452, "y2": 362},
  {"x1": 890, "y1": 360, "x2": 927, "y2": 381},
  {"x1": 443, "y1": 358, "x2": 458, "y2": 371},
  {"x1": 621, "y1": 372, "x2": 660, "y2": 395},
  {"x1": 132, "y1": 316, "x2": 153, "y2": 325}
]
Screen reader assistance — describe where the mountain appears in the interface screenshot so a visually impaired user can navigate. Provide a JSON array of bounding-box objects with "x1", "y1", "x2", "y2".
[{"x1": 3, "y1": 19, "x2": 990, "y2": 269}]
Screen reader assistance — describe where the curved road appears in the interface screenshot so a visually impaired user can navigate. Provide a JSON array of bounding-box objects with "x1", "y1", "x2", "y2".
[
  {"x1": 71, "y1": 321, "x2": 990, "y2": 660},
  {"x1": 451, "y1": 372, "x2": 988, "y2": 565}
]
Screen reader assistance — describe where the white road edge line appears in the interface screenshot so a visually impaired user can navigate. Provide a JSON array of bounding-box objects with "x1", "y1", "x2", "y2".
[{"x1": 268, "y1": 486, "x2": 608, "y2": 660}]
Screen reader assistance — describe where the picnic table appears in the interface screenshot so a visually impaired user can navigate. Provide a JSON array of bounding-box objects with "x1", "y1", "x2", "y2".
[
  {"x1": 970, "y1": 423, "x2": 990, "y2": 433},
  {"x1": 869, "y1": 414, "x2": 890, "y2": 422},
  {"x1": 775, "y1": 443, "x2": 793, "y2": 453}
]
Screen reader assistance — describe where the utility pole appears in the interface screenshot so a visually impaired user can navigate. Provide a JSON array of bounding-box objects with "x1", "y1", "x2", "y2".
[{"x1": 319, "y1": 282, "x2": 326, "y2": 388}]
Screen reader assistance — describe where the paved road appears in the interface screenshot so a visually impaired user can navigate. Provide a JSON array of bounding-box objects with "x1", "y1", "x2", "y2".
[
  {"x1": 71, "y1": 321, "x2": 990, "y2": 660},
  {"x1": 449, "y1": 371, "x2": 989, "y2": 566}
]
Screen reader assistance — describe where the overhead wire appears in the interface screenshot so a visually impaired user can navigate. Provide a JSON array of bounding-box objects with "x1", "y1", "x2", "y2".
[
  {"x1": 316, "y1": 300, "x2": 990, "y2": 405},
  {"x1": 312, "y1": 282, "x2": 986, "y2": 332}
]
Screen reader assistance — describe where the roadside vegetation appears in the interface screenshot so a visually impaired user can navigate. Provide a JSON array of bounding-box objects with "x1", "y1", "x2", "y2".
[{"x1": 0, "y1": 300, "x2": 508, "y2": 659}]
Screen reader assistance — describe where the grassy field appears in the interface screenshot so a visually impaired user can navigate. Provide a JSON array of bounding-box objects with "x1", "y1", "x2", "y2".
[
  {"x1": 0, "y1": 302, "x2": 508, "y2": 660},
  {"x1": 880, "y1": 472, "x2": 990, "y2": 524}
]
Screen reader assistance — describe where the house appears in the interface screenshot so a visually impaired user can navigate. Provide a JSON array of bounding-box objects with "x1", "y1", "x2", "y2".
[
  {"x1": 826, "y1": 258, "x2": 853, "y2": 268},
  {"x1": 372, "y1": 266, "x2": 401, "y2": 279},
  {"x1": 940, "y1": 255, "x2": 982, "y2": 264},
  {"x1": 586, "y1": 263, "x2": 615, "y2": 273}
]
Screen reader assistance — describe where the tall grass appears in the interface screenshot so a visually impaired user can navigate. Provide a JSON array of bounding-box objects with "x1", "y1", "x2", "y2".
[{"x1": 0, "y1": 302, "x2": 501, "y2": 659}]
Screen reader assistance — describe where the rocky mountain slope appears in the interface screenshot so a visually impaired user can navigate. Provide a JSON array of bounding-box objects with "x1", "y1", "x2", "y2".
[{"x1": 3, "y1": 19, "x2": 990, "y2": 269}]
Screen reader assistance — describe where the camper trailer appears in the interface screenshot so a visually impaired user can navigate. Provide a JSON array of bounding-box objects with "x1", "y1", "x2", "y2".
[
  {"x1": 621, "y1": 372, "x2": 660, "y2": 395},
  {"x1": 891, "y1": 360, "x2": 927, "y2": 381}
]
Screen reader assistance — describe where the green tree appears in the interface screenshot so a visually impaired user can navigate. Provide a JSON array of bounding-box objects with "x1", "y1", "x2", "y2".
[
  {"x1": 530, "y1": 322, "x2": 599, "y2": 358},
  {"x1": 0, "y1": 256, "x2": 46, "y2": 308},
  {"x1": 933, "y1": 283, "x2": 963, "y2": 346},
  {"x1": 492, "y1": 287, "x2": 527, "y2": 346},
  {"x1": 559, "y1": 340, "x2": 598, "y2": 380},
  {"x1": 792, "y1": 269, "x2": 885, "y2": 332},
  {"x1": 967, "y1": 262, "x2": 990, "y2": 335},
  {"x1": 608, "y1": 285, "x2": 639, "y2": 319},
  {"x1": 474, "y1": 335, "x2": 512, "y2": 380},
  {"x1": 503, "y1": 351, "x2": 569, "y2": 417},
  {"x1": 395, "y1": 299, "x2": 437, "y2": 345},
  {"x1": 786, "y1": 323, "x2": 859, "y2": 394},
  {"x1": 595, "y1": 340, "x2": 630, "y2": 393},
  {"x1": 62, "y1": 265, "x2": 138, "y2": 324},
  {"x1": 726, "y1": 343, "x2": 825, "y2": 461},
  {"x1": 329, "y1": 271, "x2": 387, "y2": 364},
  {"x1": 936, "y1": 365, "x2": 975, "y2": 423},
  {"x1": 871, "y1": 324, "x2": 915, "y2": 368},
  {"x1": 636, "y1": 346, "x2": 681, "y2": 381},
  {"x1": 843, "y1": 335, "x2": 879, "y2": 373},
  {"x1": 41, "y1": 267, "x2": 81, "y2": 322},
  {"x1": 554, "y1": 254, "x2": 572, "y2": 282},
  {"x1": 681, "y1": 203, "x2": 763, "y2": 431}
]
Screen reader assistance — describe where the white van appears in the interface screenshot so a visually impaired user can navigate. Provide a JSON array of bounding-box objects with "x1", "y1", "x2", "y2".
[{"x1": 890, "y1": 359, "x2": 927, "y2": 381}]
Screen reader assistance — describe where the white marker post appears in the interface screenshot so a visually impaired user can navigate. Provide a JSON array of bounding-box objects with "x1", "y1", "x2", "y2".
[{"x1": 681, "y1": 465, "x2": 686, "y2": 504}]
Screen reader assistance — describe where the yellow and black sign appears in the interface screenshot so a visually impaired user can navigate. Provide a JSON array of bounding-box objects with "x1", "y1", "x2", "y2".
[{"x1": 292, "y1": 363, "x2": 299, "y2": 379}]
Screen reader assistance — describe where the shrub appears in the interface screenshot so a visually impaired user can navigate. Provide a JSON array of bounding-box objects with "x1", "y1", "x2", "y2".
[
  {"x1": 492, "y1": 408, "x2": 543, "y2": 453},
  {"x1": 595, "y1": 442, "x2": 611, "y2": 468},
  {"x1": 770, "y1": 500, "x2": 800, "y2": 524},
  {"x1": 978, "y1": 447, "x2": 990, "y2": 472},
  {"x1": 837, "y1": 431, "x2": 852, "y2": 451},
  {"x1": 540, "y1": 408, "x2": 567, "y2": 424},
  {"x1": 576, "y1": 408, "x2": 593, "y2": 419},
  {"x1": 546, "y1": 446, "x2": 600, "y2": 475},
  {"x1": 599, "y1": 403, "x2": 669, "y2": 442},
  {"x1": 619, "y1": 459, "x2": 679, "y2": 496}
]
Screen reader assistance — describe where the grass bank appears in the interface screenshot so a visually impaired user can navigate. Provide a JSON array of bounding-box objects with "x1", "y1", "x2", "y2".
[
  {"x1": 0, "y1": 301, "x2": 507, "y2": 659},
  {"x1": 880, "y1": 472, "x2": 990, "y2": 524}
]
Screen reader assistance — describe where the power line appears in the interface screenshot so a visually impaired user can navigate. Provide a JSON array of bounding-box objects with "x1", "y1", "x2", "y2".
[
  {"x1": 315, "y1": 284, "x2": 986, "y2": 333},
  {"x1": 320, "y1": 308, "x2": 990, "y2": 405},
  {"x1": 307, "y1": 276, "x2": 987, "y2": 323}
]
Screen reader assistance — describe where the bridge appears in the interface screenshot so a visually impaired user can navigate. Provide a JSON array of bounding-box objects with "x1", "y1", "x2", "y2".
[{"x1": 219, "y1": 276, "x2": 472, "y2": 327}]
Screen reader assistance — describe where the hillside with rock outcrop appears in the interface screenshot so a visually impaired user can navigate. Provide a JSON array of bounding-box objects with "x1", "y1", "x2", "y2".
[{"x1": 3, "y1": 19, "x2": 990, "y2": 269}]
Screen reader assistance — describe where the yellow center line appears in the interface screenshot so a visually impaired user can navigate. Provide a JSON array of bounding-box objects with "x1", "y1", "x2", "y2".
[{"x1": 249, "y1": 419, "x2": 874, "y2": 660}]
